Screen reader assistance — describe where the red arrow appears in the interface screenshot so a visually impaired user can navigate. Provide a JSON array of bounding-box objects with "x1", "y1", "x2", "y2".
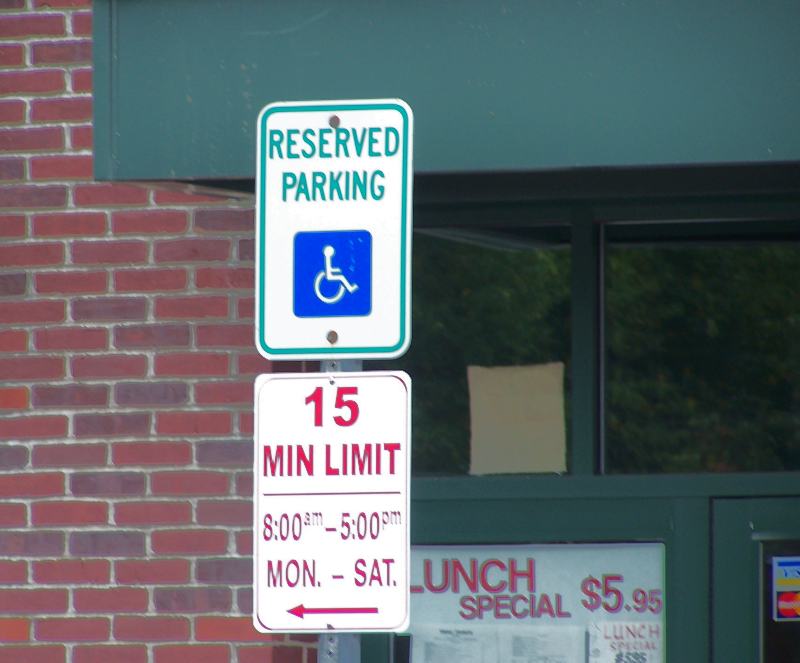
[{"x1": 288, "y1": 604, "x2": 378, "y2": 619}]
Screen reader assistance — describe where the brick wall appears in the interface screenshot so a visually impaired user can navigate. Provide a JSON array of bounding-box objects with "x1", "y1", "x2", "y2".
[{"x1": 0, "y1": 1, "x2": 315, "y2": 661}]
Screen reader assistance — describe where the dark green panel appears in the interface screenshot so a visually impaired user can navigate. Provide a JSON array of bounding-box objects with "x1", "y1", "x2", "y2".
[
  {"x1": 96, "y1": 0, "x2": 800, "y2": 181},
  {"x1": 713, "y1": 497, "x2": 800, "y2": 663}
]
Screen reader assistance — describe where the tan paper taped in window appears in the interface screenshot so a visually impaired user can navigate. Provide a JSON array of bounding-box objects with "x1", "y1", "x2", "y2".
[{"x1": 468, "y1": 362, "x2": 566, "y2": 475}]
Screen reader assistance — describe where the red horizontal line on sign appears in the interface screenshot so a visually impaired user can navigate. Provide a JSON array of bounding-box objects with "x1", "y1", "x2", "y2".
[{"x1": 261, "y1": 491, "x2": 402, "y2": 497}]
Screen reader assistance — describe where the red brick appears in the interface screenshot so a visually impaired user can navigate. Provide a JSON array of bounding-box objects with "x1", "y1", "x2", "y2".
[
  {"x1": 0, "y1": 185, "x2": 66, "y2": 209},
  {"x1": 195, "y1": 381, "x2": 252, "y2": 405},
  {"x1": 30, "y1": 97, "x2": 92, "y2": 123},
  {"x1": 112, "y1": 210, "x2": 187, "y2": 234},
  {"x1": 0, "y1": 301, "x2": 64, "y2": 324},
  {"x1": 114, "y1": 501, "x2": 192, "y2": 526},
  {"x1": 71, "y1": 11, "x2": 92, "y2": 35},
  {"x1": 31, "y1": 40, "x2": 91, "y2": 65},
  {"x1": 0, "y1": 590, "x2": 67, "y2": 614},
  {"x1": 36, "y1": 0, "x2": 91, "y2": 6},
  {"x1": 112, "y1": 442, "x2": 192, "y2": 466},
  {"x1": 115, "y1": 561, "x2": 190, "y2": 586},
  {"x1": 114, "y1": 324, "x2": 191, "y2": 348},
  {"x1": 36, "y1": 272, "x2": 107, "y2": 295},
  {"x1": 0, "y1": 617, "x2": 29, "y2": 642},
  {"x1": 69, "y1": 532, "x2": 145, "y2": 557},
  {"x1": 0, "y1": 561, "x2": 27, "y2": 584},
  {"x1": 32, "y1": 500, "x2": 107, "y2": 526},
  {"x1": 155, "y1": 296, "x2": 229, "y2": 320},
  {"x1": 71, "y1": 240, "x2": 148, "y2": 265},
  {"x1": 0, "y1": 416, "x2": 67, "y2": 440},
  {"x1": 32, "y1": 385, "x2": 108, "y2": 408},
  {"x1": 0, "y1": 330, "x2": 27, "y2": 352},
  {"x1": 114, "y1": 382, "x2": 188, "y2": 407},
  {"x1": 196, "y1": 617, "x2": 276, "y2": 643},
  {"x1": 235, "y1": 472, "x2": 253, "y2": 497},
  {"x1": 154, "y1": 189, "x2": 227, "y2": 205},
  {"x1": 151, "y1": 530, "x2": 228, "y2": 555},
  {"x1": 73, "y1": 184, "x2": 148, "y2": 207},
  {"x1": 71, "y1": 125, "x2": 92, "y2": 150},
  {"x1": 70, "y1": 472, "x2": 146, "y2": 496},
  {"x1": 74, "y1": 645, "x2": 145, "y2": 663},
  {"x1": 194, "y1": 208, "x2": 253, "y2": 233},
  {"x1": 31, "y1": 155, "x2": 93, "y2": 180},
  {"x1": 0, "y1": 126, "x2": 63, "y2": 151},
  {"x1": 0, "y1": 504, "x2": 26, "y2": 528},
  {"x1": 154, "y1": 239, "x2": 230, "y2": 263},
  {"x1": 0, "y1": 473, "x2": 62, "y2": 498},
  {"x1": 0, "y1": 157, "x2": 23, "y2": 181},
  {"x1": 154, "y1": 645, "x2": 229, "y2": 663},
  {"x1": 154, "y1": 587, "x2": 231, "y2": 613},
  {"x1": 156, "y1": 411, "x2": 232, "y2": 436},
  {"x1": 237, "y1": 297, "x2": 254, "y2": 319},
  {"x1": 239, "y1": 646, "x2": 303, "y2": 663},
  {"x1": 196, "y1": 559, "x2": 251, "y2": 585},
  {"x1": 237, "y1": 353, "x2": 280, "y2": 375},
  {"x1": 35, "y1": 327, "x2": 107, "y2": 350},
  {"x1": 155, "y1": 353, "x2": 228, "y2": 376},
  {"x1": 33, "y1": 560, "x2": 109, "y2": 585},
  {"x1": 238, "y1": 239, "x2": 254, "y2": 261},
  {"x1": 74, "y1": 413, "x2": 150, "y2": 438},
  {"x1": 151, "y1": 471, "x2": 229, "y2": 496},
  {"x1": 235, "y1": 530, "x2": 252, "y2": 555},
  {"x1": 0, "y1": 387, "x2": 28, "y2": 409},
  {"x1": 195, "y1": 324, "x2": 251, "y2": 348},
  {"x1": 0, "y1": 243, "x2": 63, "y2": 266},
  {"x1": 0, "y1": 15, "x2": 65, "y2": 38},
  {"x1": 115, "y1": 268, "x2": 187, "y2": 292},
  {"x1": 71, "y1": 69, "x2": 92, "y2": 93},
  {"x1": 71, "y1": 296, "x2": 147, "y2": 322},
  {"x1": 0, "y1": 70, "x2": 64, "y2": 96},
  {"x1": 35, "y1": 618, "x2": 109, "y2": 642},
  {"x1": 0, "y1": 44, "x2": 24, "y2": 67},
  {"x1": 0, "y1": 445, "x2": 28, "y2": 469},
  {"x1": 196, "y1": 267, "x2": 254, "y2": 289},
  {"x1": 113, "y1": 616, "x2": 189, "y2": 641},
  {"x1": 239, "y1": 412, "x2": 254, "y2": 434},
  {"x1": 33, "y1": 212, "x2": 106, "y2": 237},
  {"x1": 32, "y1": 444, "x2": 107, "y2": 468},
  {"x1": 0, "y1": 532, "x2": 62, "y2": 557},
  {"x1": 74, "y1": 588, "x2": 147, "y2": 614},
  {"x1": 196, "y1": 441, "x2": 251, "y2": 467},
  {"x1": 0, "y1": 271, "x2": 27, "y2": 293},
  {"x1": 0, "y1": 646, "x2": 65, "y2": 663},
  {"x1": 0, "y1": 100, "x2": 25, "y2": 125},
  {"x1": 0, "y1": 213, "x2": 25, "y2": 236},
  {"x1": 71, "y1": 355, "x2": 147, "y2": 379},
  {"x1": 0, "y1": 357, "x2": 63, "y2": 381},
  {"x1": 196, "y1": 500, "x2": 251, "y2": 526}
]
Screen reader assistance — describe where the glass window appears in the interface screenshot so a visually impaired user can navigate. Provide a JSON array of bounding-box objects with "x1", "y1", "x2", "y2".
[
  {"x1": 606, "y1": 244, "x2": 800, "y2": 473},
  {"x1": 379, "y1": 231, "x2": 570, "y2": 476}
]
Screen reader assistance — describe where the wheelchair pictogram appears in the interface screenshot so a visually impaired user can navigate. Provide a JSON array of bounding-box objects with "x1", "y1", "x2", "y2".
[
  {"x1": 293, "y1": 230, "x2": 372, "y2": 318},
  {"x1": 314, "y1": 245, "x2": 359, "y2": 304}
]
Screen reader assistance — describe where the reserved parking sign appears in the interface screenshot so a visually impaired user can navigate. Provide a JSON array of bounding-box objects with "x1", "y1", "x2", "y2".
[{"x1": 255, "y1": 99, "x2": 413, "y2": 360}]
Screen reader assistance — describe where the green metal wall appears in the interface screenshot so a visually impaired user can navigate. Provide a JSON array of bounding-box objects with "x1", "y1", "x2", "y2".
[{"x1": 94, "y1": 0, "x2": 800, "y2": 181}]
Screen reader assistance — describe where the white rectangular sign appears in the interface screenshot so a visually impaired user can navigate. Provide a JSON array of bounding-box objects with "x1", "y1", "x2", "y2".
[
  {"x1": 253, "y1": 371, "x2": 411, "y2": 632},
  {"x1": 255, "y1": 99, "x2": 413, "y2": 360}
]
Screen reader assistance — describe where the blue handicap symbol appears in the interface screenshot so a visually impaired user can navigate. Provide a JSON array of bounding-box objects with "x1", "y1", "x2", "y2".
[{"x1": 293, "y1": 230, "x2": 372, "y2": 318}]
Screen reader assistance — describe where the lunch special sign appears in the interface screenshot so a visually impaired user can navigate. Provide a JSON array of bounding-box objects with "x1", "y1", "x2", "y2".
[{"x1": 409, "y1": 544, "x2": 665, "y2": 662}]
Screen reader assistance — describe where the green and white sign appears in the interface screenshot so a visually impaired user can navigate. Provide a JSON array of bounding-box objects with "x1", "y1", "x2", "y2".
[{"x1": 255, "y1": 99, "x2": 413, "y2": 360}]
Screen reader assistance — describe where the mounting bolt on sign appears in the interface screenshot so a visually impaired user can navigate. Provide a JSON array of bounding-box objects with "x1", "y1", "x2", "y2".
[{"x1": 255, "y1": 99, "x2": 413, "y2": 360}]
